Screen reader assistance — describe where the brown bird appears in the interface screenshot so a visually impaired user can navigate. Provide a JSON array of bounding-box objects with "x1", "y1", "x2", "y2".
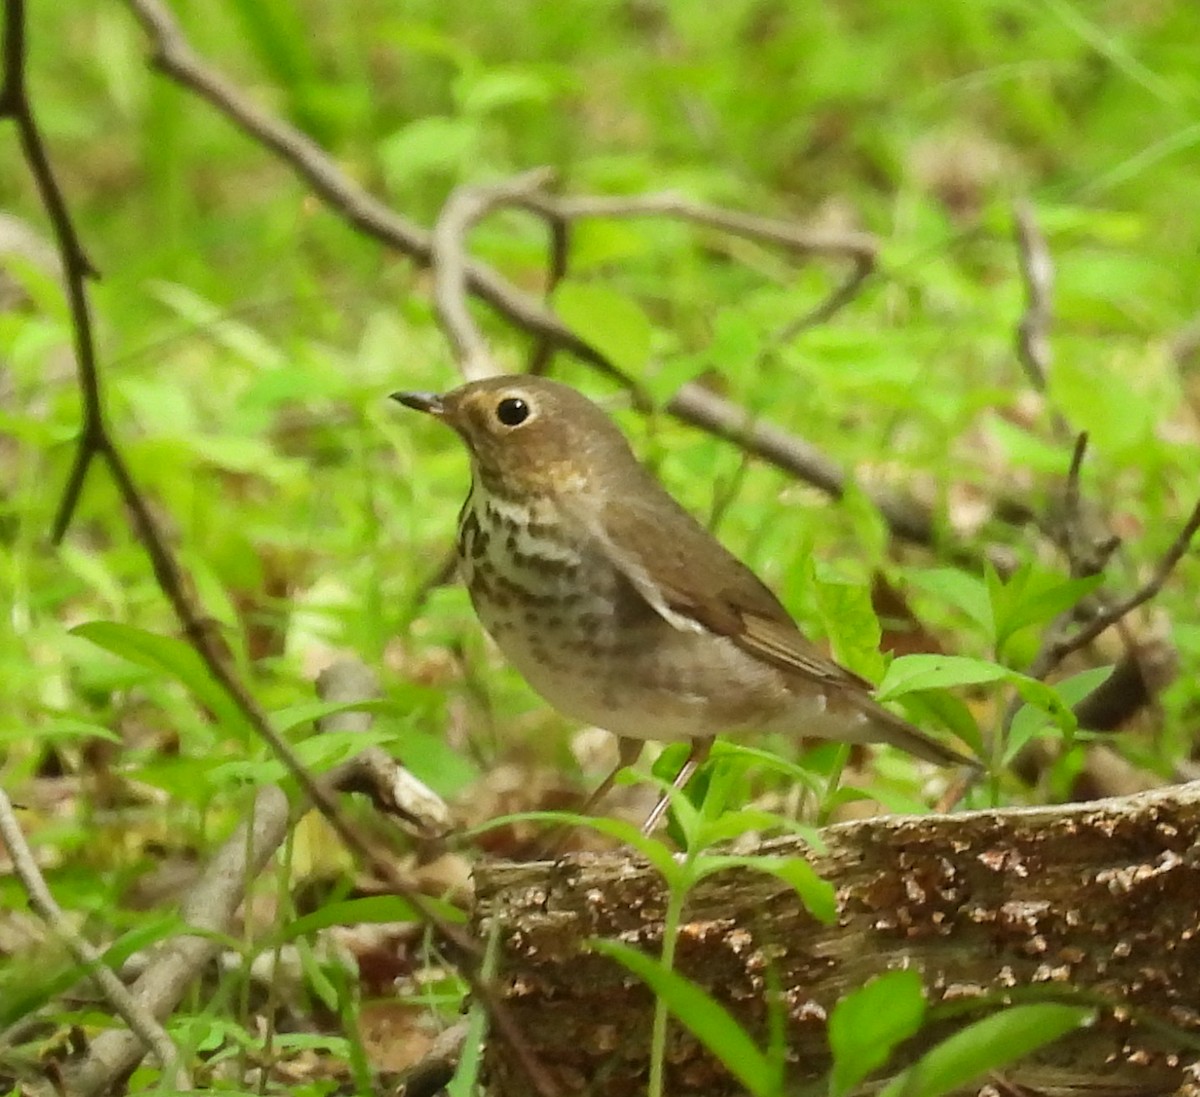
[{"x1": 395, "y1": 376, "x2": 972, "y2": 833}]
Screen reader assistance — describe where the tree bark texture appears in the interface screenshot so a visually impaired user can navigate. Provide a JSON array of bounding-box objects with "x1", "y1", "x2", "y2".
[{"x1": 473, "y1": 784, "x2": 1200, "y2": 1096}]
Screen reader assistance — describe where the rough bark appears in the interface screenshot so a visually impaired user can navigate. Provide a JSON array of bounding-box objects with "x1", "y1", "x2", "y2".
[{"x1": 473, "y1": 783, "x2": 1200, "y2": 1096}]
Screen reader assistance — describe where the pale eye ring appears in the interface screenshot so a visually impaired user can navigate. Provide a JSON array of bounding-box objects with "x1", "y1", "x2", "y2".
[{"x1": 495, "y1": 396, "x2": 530, "y2": 426}]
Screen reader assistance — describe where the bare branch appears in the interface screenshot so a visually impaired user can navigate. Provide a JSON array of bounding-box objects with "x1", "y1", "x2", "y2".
[
  {"x1": 3, "y1": 4, "x2": 554, "y2": 1091},
  {"x1": 1013, "y1": 199, "x2": 1055, "y2": 395},
  {"x1": 116, "y1": 0, "x2": 957, "y2": 563},
  {"x1": 62, "y1": 786, "x2": 289, "y2": 1096},
  {"x1": 0, "y1": 786, "x2": 190, "y2": 1090},
  {"x1": 521, "y1": 190, "x2": 878, "y2": 339},
  {"x1": 319, "y1": 659, "x2": 453, "y2": 835},
  {"x1": 395, "y1": 1020, "x2": 470, "y2": 1097},
  {"x1": 774, "y1": 251, "x2": 874, "y2": 336},
  {"x1": 118, "y1": 0, "x2": 601, "y2": 374},
  {"x1": 1063, "y1": 430, "x2": 1087, "y2": 537},
  {"x1": 522, "y1": 191, "x2": 877, "y2": 263},
  {"x1": 0, "y1": 0, "x2": 104, "y2": 541},
  {"x1": 433, "y1": 168, "x2": 557, "y2": 381},
  {"x1": 525, "y1": 206, "x2": 571, "y2": 376},
  {"x1": 665, "y1": 380, "x2": 950, "y2": 552},
  {"x1": 1038, "y1": 493, "x2": 1200, "y2": 676},
  {"x1": 54, "y1": 656, "x2": 457, "y2": 1095}
]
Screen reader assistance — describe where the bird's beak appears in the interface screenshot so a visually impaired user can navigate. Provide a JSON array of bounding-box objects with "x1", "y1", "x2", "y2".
[{"x1": 391, "y1": 391, "x2": 445, "y2": 417}]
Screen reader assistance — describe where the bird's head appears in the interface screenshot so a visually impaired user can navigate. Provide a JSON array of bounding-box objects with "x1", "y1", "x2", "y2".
[{"x1": 393, "y1": 376, "x2": 637, "y2": 499}]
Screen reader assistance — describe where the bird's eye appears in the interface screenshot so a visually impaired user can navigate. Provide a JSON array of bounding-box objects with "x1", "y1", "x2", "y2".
[{"x1": 495, "y1": 396, "x2": 530, "y2": 427}]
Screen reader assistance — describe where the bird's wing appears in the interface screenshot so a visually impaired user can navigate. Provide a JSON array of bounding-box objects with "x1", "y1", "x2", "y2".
[{"x1": 568, "y1": 487, "x2": 871, "y2": 692}]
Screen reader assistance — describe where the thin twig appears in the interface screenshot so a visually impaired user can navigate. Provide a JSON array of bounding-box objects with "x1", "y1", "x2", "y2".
[
  {"x1": 664, "y1": 379, "x2": 945, "y2": 549},
  {"x1": 1038, "y1": 494, "x2": 1200, "y2": 679},
  {"x1": 1052, "y1": 431, "x2": 1121, "y2": 579},
  {"x1": 119, "y1": 0, "x2": 601, "y2": 372},
  {"x1": 394, "y1": 1020, "x2": 470, "y2": 1097},
  {"x1": 61, "y1": 661, "x2": 456, "y2": 1096},
  {"x1": 1063, "y1": 431, "x2": 1088, "y2": 542},
  {"x1": 5, "y1": 4, "x2": 555, "y2": 1091},
  {"x1": 0, "y1": 0, "x2": 102, "y2": 542},
  {"x1": 117, "y1": 0, "x2": 953, "y2": 561},
  {"x1": 774, "y1": 251, "x2": 875, "y2": 337},
  {"x1": 526, "y1": 202, "x2": 570, "y2": 376},
  {"x1": 319, "y1": 659, "x2": 453, "y2": 835},
  {"x1": 432, "y1": 167, "x2": 557, "y2": 380},
  {"x1": 1013, "y1": 200, "x2": 1072, "y2": 441},
  {"x1": 1003, "y1": 434, "x2": 1100, "y2": 707},
  {"x1": 1013, "y1": 200, "x2": 1054, "y2": 394},
  {"x1": 522, "y1": 190, "x2": 879, "y2": 338},
  {"x1": 0, "y1": 787, "x2": 190, "y2": 1088},
  {"x1": 521, "y1": 191, "x2": 878, "y2": 262},
  {"x1": 64, "y1": 786, "x2": 289, "y2": 1096}
]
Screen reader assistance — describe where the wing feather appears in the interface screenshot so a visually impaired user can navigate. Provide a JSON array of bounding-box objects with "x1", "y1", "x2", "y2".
[{"x1": 565, "y1": 487, "x2": 869, "y2": 691}]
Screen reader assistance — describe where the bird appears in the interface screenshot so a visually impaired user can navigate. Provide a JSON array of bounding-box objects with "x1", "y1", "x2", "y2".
[{"x1": 394, "y1": 376, "x2": 972, "y2": 834}]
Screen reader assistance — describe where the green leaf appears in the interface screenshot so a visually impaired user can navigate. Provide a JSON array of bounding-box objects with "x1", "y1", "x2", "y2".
[
  {"x1": 1003, "y1": 574, "x2": 1104, "y2": 638},
  {"x1": 694, "y1": 809, "x2": 822, "y2": 849},
  {"x1": 568, "y1": 220, "x2": 650, "y2": 272},
  {"x1": 463, "y1": 811, "x2": 683, "y2": 884},
  {"x1": 829, "y1": 970, "x2": 926, "y2": 1096},
  {"x1": 708, "y1": 742, "x2": 827, "y2": 801},
  {"x1": 150, "y1": 282, "x2": 284, "y2": 368},
  {"x1": 8, "y1": 717, "x2": 121, "y2": 746},
  {"x1": 378, "y1": 116, "x2": 479, "y2": 183},
  {"x1": 876, "y1": 655, "x2": 1010, "y2": 701},
  {"x1": 893, "y1": 691, "x2": 984, "y2": 755},
  {"x1": 1050, "y1": 356, "x2": 1156, "y2": 457},
  {"x1": 990, "y1": 567, "x2": 1105, "y2": 655},
  {"x1": 278, "y1": 895, "x2": 465, "y2": 942},
  {"x1": 696, "y1": 855, "x2": 837, "y2": 925},
  {"x1": 71, "y1": 621, "x2": 254, "y2": 739},
  {"x1": 58, "y1": 544, "x2": 126, "y2": 611},
  {"x1": 553, "y1": 282, "x2": 652, "y2": 376},
  {"x1": 271, "y1": 697, "x2": 400, "y2": 733},
  {"x1": 1004, "y1": 666, "x2": 1114, "y2": 763},
  {"x1": 879, "y1": 1004, "x2": 1093, "y2": 1097},
  {"x1": 454, "y1": 65, "x2": 556, "y2": 114},
  {"x1": 1009, "y1": 675, "x2": 1078, "y2": 737},
  {"x1": 906, "y1": 569, "x2": 994, "y2": 640},
  {"x1": 0, "y1": 914, "x2": 184, "y2": 1028},
  {"x1": 813, "y1": 570, "x2": 883, "y2": 681},
  {"x1": 986, "y1": 416, "x2": 1075, "y2": 475},
  {"x1": 592, "y1": 939, "x2": 779, "y2": 1097}
]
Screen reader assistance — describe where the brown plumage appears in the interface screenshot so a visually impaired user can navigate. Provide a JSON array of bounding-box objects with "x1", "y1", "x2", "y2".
[{"x1": 395, "y1": 376, "x2": 973, "y2": 830}]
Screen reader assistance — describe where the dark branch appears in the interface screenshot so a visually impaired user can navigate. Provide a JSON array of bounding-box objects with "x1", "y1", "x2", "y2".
[
  {"x1": 4, "y1": 5, "x2": 556, "y2": 1091},
  {"x1": 1038, "y1": 494, "x2": 1200, "y2": 676},
  {"x1": 1, "y1": 0, "x2": 104, "y2": 542}
]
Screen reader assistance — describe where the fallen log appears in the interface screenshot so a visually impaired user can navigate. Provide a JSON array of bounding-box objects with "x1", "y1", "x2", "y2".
[{"x1": 474, "y1": 783, "x2": 1200, "y2": 1096}]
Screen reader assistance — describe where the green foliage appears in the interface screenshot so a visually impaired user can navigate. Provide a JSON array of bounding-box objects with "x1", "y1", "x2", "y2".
[
  {"x1": 828, "y1": 970, "x2": 926, "y2": 1096},
  {"x1": 879, "y1": 1004, "x2": 1094, "y2": 1097},
  {"x1": 552, "y1": 282, "x2": 653, "y2": 379},
  {"x1": 593, "y1": 939, "x2": 784, "y2": 1097},
  {"x1": 3, "y1": 0, "x2": 1198, "y2": 1091}
]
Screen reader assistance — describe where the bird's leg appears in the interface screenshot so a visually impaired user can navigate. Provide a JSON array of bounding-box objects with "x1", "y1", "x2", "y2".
[
  {"x1": 534, "y1": 736, "x2": 643, "y2": 858},
  {"x1": 641, "y1": 736, "x2": 714, "y2": 836},
  {"x1": 577, "y1": 736, "x2": 644, "y2": 817}
]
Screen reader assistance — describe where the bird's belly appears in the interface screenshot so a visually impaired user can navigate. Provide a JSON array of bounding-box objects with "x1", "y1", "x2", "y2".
[
  {"x1": 458, "y1": 499, "x2": 828, "y2": 742},
  {"x1": 478, "y1": 595, "x2": 793, "y2": 742}
]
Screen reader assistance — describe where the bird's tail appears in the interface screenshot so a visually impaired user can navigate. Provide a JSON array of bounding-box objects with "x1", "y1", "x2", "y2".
[{"x1": 857, "y1": 698, "x2": 977, "y2": 768}]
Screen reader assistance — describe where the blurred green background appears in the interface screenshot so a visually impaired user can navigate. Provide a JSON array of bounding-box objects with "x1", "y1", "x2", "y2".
[{"x1": 2, "y1": 0, "x2": 1200, "y2": 1081}]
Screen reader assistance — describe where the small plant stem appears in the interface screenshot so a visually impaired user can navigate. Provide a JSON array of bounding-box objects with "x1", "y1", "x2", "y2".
[{"x1": 649, "y1": 858, "x2": 694, "y2": 1097}]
